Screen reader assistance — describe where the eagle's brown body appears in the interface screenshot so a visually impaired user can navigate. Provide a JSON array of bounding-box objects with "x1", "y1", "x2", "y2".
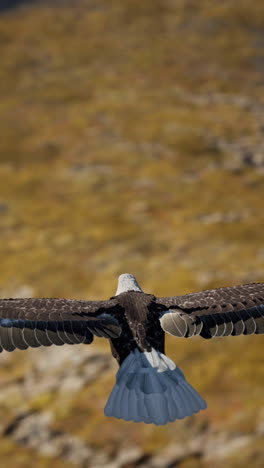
[{"x1": 109, "y1": 291, "x2": 165, "y2": 364}]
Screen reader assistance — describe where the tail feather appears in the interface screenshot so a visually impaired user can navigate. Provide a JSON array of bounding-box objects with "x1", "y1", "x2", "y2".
[{"x1": 104, "y1": 348, "x2": 207, "y2": 425}]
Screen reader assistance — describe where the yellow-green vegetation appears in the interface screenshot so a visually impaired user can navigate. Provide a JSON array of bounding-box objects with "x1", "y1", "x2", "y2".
[{"x1": 0, "y1": 0, "x2": 263, "y2": 466}]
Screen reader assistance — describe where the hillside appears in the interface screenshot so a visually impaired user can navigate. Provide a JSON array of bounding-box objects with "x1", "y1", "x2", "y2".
[{"x1": 0, "y1": 0, "x2": 263, "y2": 466}]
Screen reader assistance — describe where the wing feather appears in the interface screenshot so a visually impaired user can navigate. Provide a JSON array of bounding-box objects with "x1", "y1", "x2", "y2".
[
  {"x1": 0, "y1": 298, "x2": 122, "y2": 352},
  {"x1": 158, "y1": 283, "x2": 264, "y2": 339}
]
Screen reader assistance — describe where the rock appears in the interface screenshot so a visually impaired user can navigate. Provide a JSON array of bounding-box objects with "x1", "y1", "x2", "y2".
[
  {"x1": 204, "y1": 432, "x2": 254, "y2": 459},
  {"x1": 113, "y1": 446, "x2": 144, "y2": 467},
  {"x1": 17, "y1": 345, "x2": 114, "y2": 400},
  {"x1": 197, "y1": 211, "x2": 248, "y2": 225},
  {"x1": 150, "y1": 443, "x2": 195, "y2": 468},
  {"x1": 4, "y1": 410, "x2": 94, "y2": 464}
]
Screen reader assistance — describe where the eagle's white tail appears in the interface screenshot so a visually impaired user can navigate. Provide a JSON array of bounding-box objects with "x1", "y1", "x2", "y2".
[{"x1": 104, "y1": 348, "x2": 207, "y2": 425}]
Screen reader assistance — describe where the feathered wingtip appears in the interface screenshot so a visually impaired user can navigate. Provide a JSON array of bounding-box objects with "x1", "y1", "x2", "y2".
[{"x1": 104, "y1": 348, "x2": 207, "y2": 425}]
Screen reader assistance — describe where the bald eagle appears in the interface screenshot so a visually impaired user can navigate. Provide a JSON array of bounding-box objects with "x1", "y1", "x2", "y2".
[{"x1": 0, "y1": 274, "x2": 263, "y2": 425}]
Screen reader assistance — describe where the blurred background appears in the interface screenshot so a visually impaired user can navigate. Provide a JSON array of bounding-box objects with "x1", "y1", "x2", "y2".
[{"x1": 0, "y1": 0, "x2": 263, "y2": 466}]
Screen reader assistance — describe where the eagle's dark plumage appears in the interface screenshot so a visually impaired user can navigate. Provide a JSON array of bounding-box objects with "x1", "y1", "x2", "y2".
[
  {"x1": 0, "y1": 298, "x2": 121, "y2": 352},
  {"x1": 0, "y1": 274, "x2": 263, "y2": 425},
  {"x1": 158, "y1": 283, "x2": 264, "y2": 339}
]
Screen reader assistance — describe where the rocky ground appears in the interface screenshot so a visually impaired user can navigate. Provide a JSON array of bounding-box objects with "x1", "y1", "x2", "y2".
[{"x1": 0, "y1": 344, "x2": 263, "y2": 468}]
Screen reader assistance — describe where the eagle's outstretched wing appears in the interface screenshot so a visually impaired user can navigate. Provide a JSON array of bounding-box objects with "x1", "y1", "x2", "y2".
[
  {"x1": 0, "y1": 298, "x2": 121, "y2": 352},
  {"x1": 157, "y1": 283, "x2": 264, "y2": 338}
]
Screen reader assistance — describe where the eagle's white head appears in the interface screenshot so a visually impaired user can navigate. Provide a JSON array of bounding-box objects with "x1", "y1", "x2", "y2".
[{"x1": 115, "y1": 273, "x2": 143, "y2": 295}]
